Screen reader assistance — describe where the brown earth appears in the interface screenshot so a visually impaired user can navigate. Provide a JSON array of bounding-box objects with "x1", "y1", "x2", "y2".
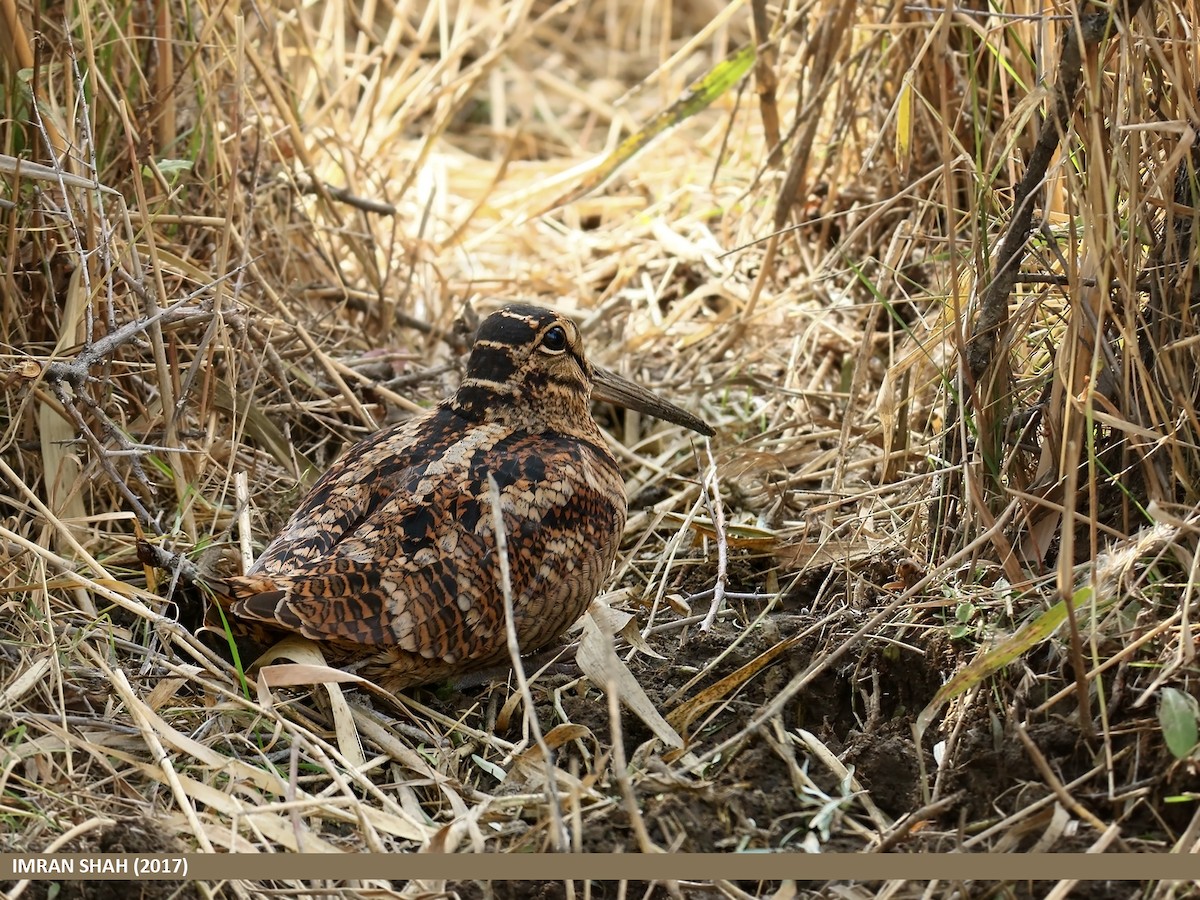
[{"x1": 411, "y1": 569, "x2": 1185, "y2": 857}]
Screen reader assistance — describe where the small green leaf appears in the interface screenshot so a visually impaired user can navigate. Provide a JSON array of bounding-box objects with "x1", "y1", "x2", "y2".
[
  {"x1": 1159, "y1": 687, "x2": 1200, "y2": 760},
  {"x1": 157, "y1": 158, "x2": 194, "y2": 178},
  {"x1": 471, "y1": 753, "x2": 507, "y2": 782}
]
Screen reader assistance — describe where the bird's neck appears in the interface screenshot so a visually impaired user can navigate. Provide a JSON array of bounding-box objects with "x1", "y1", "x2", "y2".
[{"x1": 450, "y1": 378, "x2": 603, "y2": 440}]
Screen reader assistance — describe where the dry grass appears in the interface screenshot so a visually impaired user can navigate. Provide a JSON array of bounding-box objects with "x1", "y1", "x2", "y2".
[{"x1": 3, "y1": 0, "x2": 1200, "y2": 895}]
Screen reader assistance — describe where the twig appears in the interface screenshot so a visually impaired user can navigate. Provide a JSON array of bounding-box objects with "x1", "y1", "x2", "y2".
[
  {"x1": 49, "y1": 380, "x2": 158, "y2": 528},
  {"x1": 136, "y1": 539, "x2": 202, "y2": 587},
  {"x1": 1014, "y1": 722, "x2": 1110, "y2": 834},
  {"x1": 235, "y1": 472, "x2": 253, "y2": 573},
  {"x1": 608, "y1": 685, "x2": 661, "y2": 854},
  {"x1": 749, "y1": 0, "x2": 781, "y2": 167},
  {"x1": 297, "y1": 176, "x2": 398, "y2": 216},
  {"x1": 0, "y1": 154, "x2": 117, "y2": 194},
  {"x1": 699, "y1": 441, "x2": 728, "y2": 632},
  {"x1": 966, "y1": 2, "x2": 1146, "y2": 383},
  {"x1": 485, "y1": 473, "x2": 568, "y2": 851},
  {"x1": 1013, "y1": 272, "x2": 1156, "y2": 293},
  {"x1": 36, "y1": 297, "x2": 209, "y2": 388},
  {"x1": 870, "y1": 792, "x2": 964, "y2": 852}
]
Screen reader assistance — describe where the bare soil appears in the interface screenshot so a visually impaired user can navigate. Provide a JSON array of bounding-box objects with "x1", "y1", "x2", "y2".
[{"x1": 408, "y1": 566, "x2": 1185, "y2": 856}]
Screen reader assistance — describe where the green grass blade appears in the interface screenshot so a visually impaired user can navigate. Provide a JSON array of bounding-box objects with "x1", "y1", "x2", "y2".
[{"x1": 545, "y1": 43, "x2": 755, "y2": 211}]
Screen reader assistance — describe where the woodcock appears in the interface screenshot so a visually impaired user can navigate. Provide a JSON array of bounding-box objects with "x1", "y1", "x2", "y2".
[{"x1": 209, "y1": 304, "x2": 713, "y2": 692}]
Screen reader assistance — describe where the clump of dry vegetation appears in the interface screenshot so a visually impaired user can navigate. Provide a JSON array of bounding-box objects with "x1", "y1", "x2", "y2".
[{"x1": 2, "y1": 0, "x2": 1200, "y2": 895}]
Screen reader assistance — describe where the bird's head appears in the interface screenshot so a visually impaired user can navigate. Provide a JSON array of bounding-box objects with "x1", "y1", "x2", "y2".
[{"x1": 452, "y1": 304, "x2": 713, "y2": 438}]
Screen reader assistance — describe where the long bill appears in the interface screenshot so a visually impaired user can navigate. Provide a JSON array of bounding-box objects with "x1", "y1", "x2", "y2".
[{"x1": 591, "y1": 366, "x2": 714, "y2": 437}]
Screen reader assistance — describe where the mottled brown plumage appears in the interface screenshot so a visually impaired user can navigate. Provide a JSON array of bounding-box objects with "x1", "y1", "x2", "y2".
[{"x1": 210, "y1": 304, "x2": 713, "y2": 692}]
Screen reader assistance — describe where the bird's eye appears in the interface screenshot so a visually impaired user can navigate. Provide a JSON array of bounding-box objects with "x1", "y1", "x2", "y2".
[{"x1": 541, "y1": 325, "x2": 568, "y2": 353}]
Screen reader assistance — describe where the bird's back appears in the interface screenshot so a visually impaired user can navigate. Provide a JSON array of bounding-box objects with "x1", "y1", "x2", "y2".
[{"x1": 217, "y1": 401, "x2": 627, "y2": 684}]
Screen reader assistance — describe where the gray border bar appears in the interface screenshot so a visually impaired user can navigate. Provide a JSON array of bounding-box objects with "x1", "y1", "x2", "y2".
[{"x1": 2, "y1": 853, "x2": 1198, "y2": 882}]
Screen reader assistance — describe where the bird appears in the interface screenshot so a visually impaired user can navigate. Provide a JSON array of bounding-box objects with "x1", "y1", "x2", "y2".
[{"x1": 202, "y1": 303, "x2": 713, "y2": 692}]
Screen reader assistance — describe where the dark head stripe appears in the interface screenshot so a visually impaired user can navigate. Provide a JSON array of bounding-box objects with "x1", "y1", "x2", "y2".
[
  {"x1": 473, "y1": 306, "x2": 545, "y2": 348},
  {"x1": 464, "y1": 343, "x2": 520, "y2": 382}
]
